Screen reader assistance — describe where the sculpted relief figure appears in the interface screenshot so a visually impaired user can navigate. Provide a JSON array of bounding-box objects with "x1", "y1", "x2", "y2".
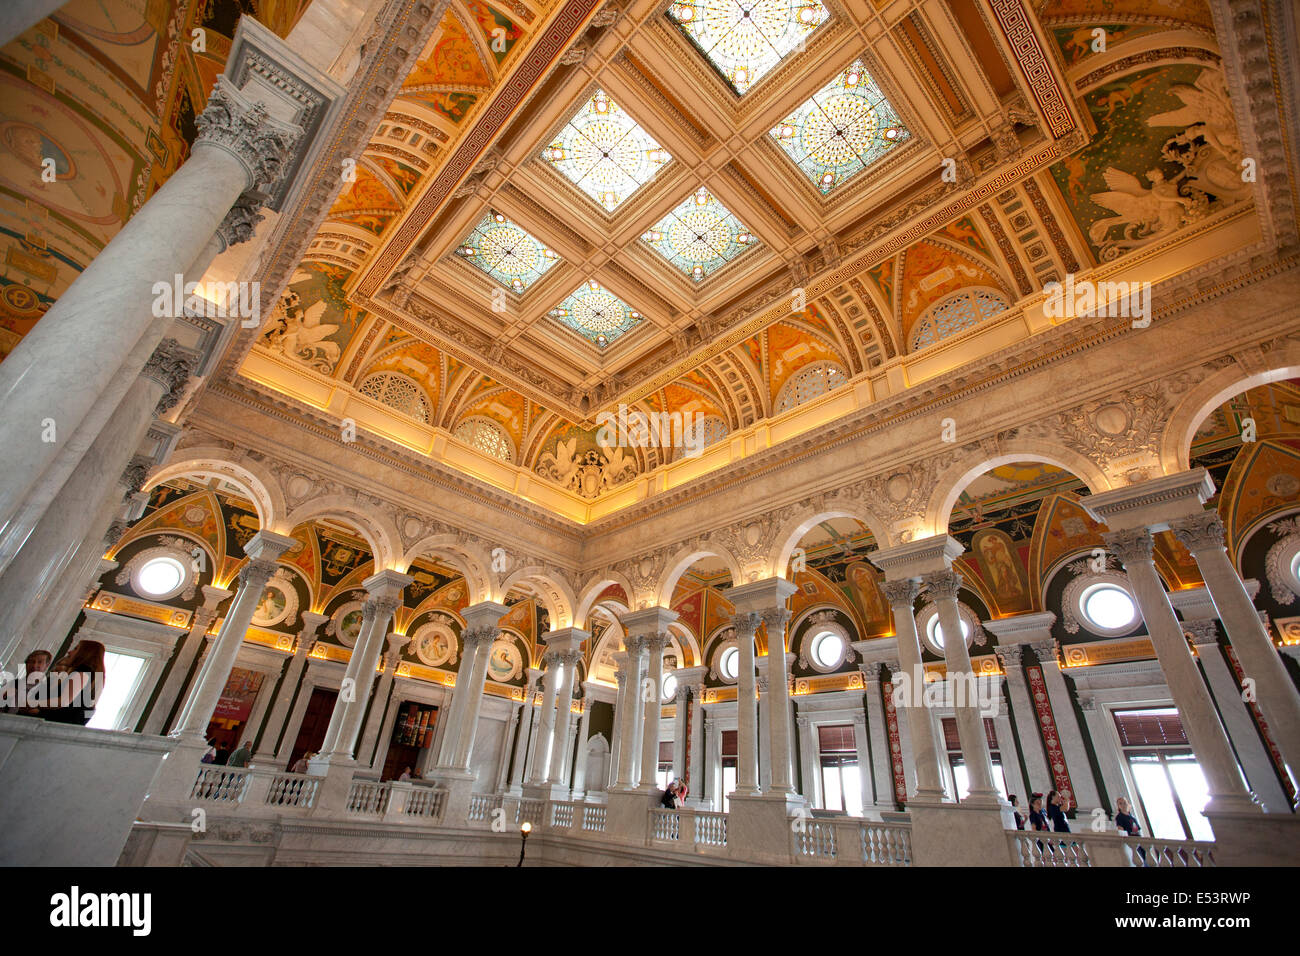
[
  {"x1": 264, "y1": 291, "x2": 341, "y2": 372},
  {"x1": 1089, "y1": 167, "x2": 1192, "y2": 258}
]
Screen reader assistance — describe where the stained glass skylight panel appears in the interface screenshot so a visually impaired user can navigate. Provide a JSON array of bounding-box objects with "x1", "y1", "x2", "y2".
[
  {"x1": 454, "y1": 211, "x2": 561, "y2": 292},
  {"x1": 541, "y1": 90, "x2": 671, "y2": 212},
  {"x1": 548, "y1": 280, "x2": 643, "y2": 348},
  {"x1": 668, "y1": 0, "x2": 828, "y2": 95},
  {"x1": 770, "y1": 60, "x2": 910, "y2": 194},
  {"x1": 642, "y1": 187, "x2": 758, "y2": 281}
]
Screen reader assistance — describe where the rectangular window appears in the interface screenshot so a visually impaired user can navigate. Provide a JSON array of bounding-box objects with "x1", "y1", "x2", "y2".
[
  {"x1": 86, "y1": 651, "x2": 148, "y2": 731},
  {"x1": 1115, "y1": 707, "x2": 1210, "y2": 841},
  {"x1": 721, "y1": 730, "x2": 738, "y2": 812},
  {"x1": 816, "y1": 723, "x2": 862, "y2": 815}
]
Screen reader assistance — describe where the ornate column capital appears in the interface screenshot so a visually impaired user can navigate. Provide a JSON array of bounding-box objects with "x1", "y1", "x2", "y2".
[
  {"x1": 1077, "y1": 693, "x2": 1098, "y2": 713},
  {"x1": 238, "y1": 556, "x2": 280, "y2": 592},
  {"x1": 995, "y1": 643, "x2": 1025, "y2": 667},
  {"x1": 560, "y1": 648, "x2": 584, "y2": 668},
  {"x1": 920, "y1": 569, "x2": 963, "y2": 602},
  {"x1": 756, "y1": 675, "x2": 770, "y2": 693},
  {"x1": 881, "y1": 578, "x2": 921, "y2": 608},
  {"x1": 104, "y1": 518, "x2": 129, "y2": 547},
  {"x1": 118, "y1": 455, "x2": 153, "y2": 493},
  {"x1": 384, "y1": 632, "x2": 410, "y2": 666},
  {"x1": 731, "y1": 611, "x2": 763, "y2": 640},
  {"x1": 795, "y1": 714, "x2": 810, "y2": 729},
  {"x1": 1169, "y1": 511, "x2": 1227, "y2": 554},
  {"x1": 761, "y1": 606, "x2": 792, "y2": 633},
  {"x1": 1102, "y1": 527, "x2": 1155, "y2": 565},
  {"x1": 852, "y1": 710, "x2": 867, "y2": 727},
  {"x1": 1183, "y1": 619, "x2": 1221, "y2": 645},
  {"x1": 462, "y1": 623, "x2": 498, "y2": 648},
  {"x1": 141, "y1": 338, "x2": 199, "y2": 415},
  {"x1": 215, "y1": 192, "x2": 266, "y2": 250},
  {"x1": 194, "y1": 75, "x2": 303, "y2": 191},
  {"x1": 1029, "y1": 639, "x2": 1060, "y2": 664},
  {"x1": 674, "y1": 684, "x2": 690, "y2": 706}
]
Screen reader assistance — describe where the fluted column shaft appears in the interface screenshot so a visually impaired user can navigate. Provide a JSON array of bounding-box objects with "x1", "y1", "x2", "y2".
[
  {"x1": 923, "y1": 570, "x2": 999, "y2": 803},
  {"x1": 733, "y1": 613, "x2": 762, "y2": 795},
  {"x1": 764, "y1": 606, "x2": 796, "y2": 794},
  {"x1": 508, "y1": 676, "x2": 539, "y2": 793},
  {"x1": 171, "y1": 532, "x2": 295, "y2": 740},
  {"x1": 882, "y1": 579, "x2": 946, "y2": 800},
  {"x1": 357, "y1": 633, "x2": 409, "y2": 767},
  {"x1": 1104, "y1": 528, "x2": 1258, "y2": 814},
  {"x1": 449, "y1": 625, "x2": 498, "y2": 769},
  {"x1": 1172, "y1": 511, "x2": 1300, "y2": 792}
]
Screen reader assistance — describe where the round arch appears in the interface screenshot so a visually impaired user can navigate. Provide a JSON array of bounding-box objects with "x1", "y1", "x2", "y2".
[
  {"x1": 924, "y1": 445, "x2": 1113, "y2": 537},
  {"x1": 574, "y1": 572, "x2": 636, "y2": 631},
  {"x1": 400, "y1": 533, "x2": 495, "y2": 606},
  {"x1": 499, "y1": 565, "x2": 578, "y2": 631},
  {"x1": 284, "y1": 495, "x2": 400, "y2": 572},
  {"x1": 144, "y1": 448, "x2": 287, "y2": 532},
  {"x1": 655, "y1": 545, "x2": 744, "y2": 608},
  {"x1": 769, "y1": 505, "x2": 891, "y2": 580},
  {"x1": 1160, "y1": 354, "x2": 1300, "y2": 475}
]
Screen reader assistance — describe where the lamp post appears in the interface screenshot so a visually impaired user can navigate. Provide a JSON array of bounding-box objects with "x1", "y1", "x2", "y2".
[{"x1": 517, "y1": 821, "x2": 532, "y2": 867}]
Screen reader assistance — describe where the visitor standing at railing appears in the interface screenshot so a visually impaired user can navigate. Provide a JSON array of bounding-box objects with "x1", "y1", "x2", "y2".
[
  {"x1": 1, "y1": 649, "x2": 52, "y2": 716},
  {"x1": 227, "y1": 741, "x2": 253, "y2": 767},
  {"x1": 39, "y1": 640, "x2": 105, "y2": 725},
  {"x1": 1028, "y1": 793, "x2": 1049, "y2": 831},
  {"x1": 1047, "y1": 791, "x2": 1071, "y2": 833},
  {"x1": 201, "y1": 744, "x2": 218, "y2": 764},
  {"x1": 1114, "y1": 796, "x2": 1141, "y2": 836},
  {"x1": 674, "y1": 782, "x2": 689, "y2": 808},
  {"x1": 1009, "y1": 794, "x2": 1024, "y2": 830},
  {"x1": 291, "y1": 751, "x2": 312, "y2": 773},
  {"x1": 660, "y1": 781, "x2": 679, "y2": 808}
]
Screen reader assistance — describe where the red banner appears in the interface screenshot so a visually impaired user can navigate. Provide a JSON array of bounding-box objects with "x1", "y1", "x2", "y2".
[
  {"x1": 882, "y1": 681, "x2": 907, "y2": 805},
  {"x1": 1026, "y1": 664, "x2": 1074, "y2": 806}
]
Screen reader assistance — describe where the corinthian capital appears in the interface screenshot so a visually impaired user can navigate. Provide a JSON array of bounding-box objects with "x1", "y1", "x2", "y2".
[
  {"x1": 462, "y1": 624, "x2": 499, "y2": 648},
  {"x1": 881, "y1": 578, "x2": 921, "y2": 609},
  {"x1": 761, "y1": 606, "x2": 791, "y2": 633},
  {"x1": 118, "y1": 455, "x2": 152, "y2": 494},
  {"x1": 731, "y1": 611, "x2": 763, "y2": 640},
  {"x1": 142, "y1": 338, "x2": 199, "y2": 414},
  {"x1": 239, "y1": 556, "x2": 280, "y2": 592},
  {"x1": 364, "y1": 594, "x2": 403, "y2": 623},
  {"x1": 1169, "y1": 511, "x2": 1227, "y2": 554},
  {"x1": 1102, "y1": 528, "x2": 1154, "y2": 566},
  {"x1": 920, "y1": 569, "x2": 963, "y2": 602},
  {"x1": 195, "y1": 76, "x2": 303, "y2": 190},
  {"x1": 216, "y1": 192, "x2": 267, "y2": 249}
]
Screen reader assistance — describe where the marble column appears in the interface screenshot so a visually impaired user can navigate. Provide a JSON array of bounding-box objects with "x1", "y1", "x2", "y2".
[
  {"x1": 989, "y1": 639, "x2": 1053, "y2": 795},
  {"x1": 547, "y1": 650, "x2": 582, "y2": 788},
  {"x1": 704, "y1": 713, "x2": 720, "y2": 808},
  {"x1": 1102, "y1": 528, "x2": 1258, "y2": 815},
  {"x1": 507, "y1": 669, "x2": 540, "y2": 795},
  {"x1": 687, "y1": 679, "x2": 705, "y2": 799},
  {"x1": 570, "y1": 698, "x2": 592, "y2": 798},
  {"x1": 142, "y1": 585, "x2": 234, "y2": 736},
  {"x1": 672, "y1": 683, "x2": 690, "y2": 781},
  {"x1": 613, "y1": 642, "x2": 644, "y2": 789},
  {"x1": 1184, "y1": 620, "x2": 1291, "y2": 812},
  {"x1": 0, "y1": 339, "x2": 198, "y2": 666},
  {"x1": 851, "y1": 710, "x2": 873, "y2": 814},
  {"x1": 609, "y1": 665, "x2": 626, "y2": 790},
  {"x1": 1171, "y1": 510, "x2": 1300, "y2": 791},
  {"x1": 762, "y1": 603, "x2": 798, "y2": 795},
  {"x1": 796, "y1": 713, "x2": 819, "y2": 805},
  {"x1": 879, "y1": 579, "x2": 946, "y2": 801},
  {"x1": 528, "y1": 652, "x2": 560, "y2": 786},
  {"x1": 445, "y1": 602, "x2": 508, "y2": 771},
  {"x1": 1027, "y1": 638, "x2": 1104, "y2": 815},
  {"x1": 639, "y1": 634, "x2": 667, "y2": 791},
  {"x1": 169, "y1": 532, "x2": 296, "y2": 743},
  {"x1": 0, "y1": 74, "x2": 303, "y2": 578},
  {"x1": 923, "y1": 569, "x2": 1001, "y2": 806},
  {"x1": 357, "y1": 632, "x2": 411, "y2": 768},
  {"x1": 860, "y1": 660, "x2": 895, "y2": 811},
  {"x1": 756, "y1": 668, "x2": 771, "y2": 790},
  {"x1": 495, "y1": 702, "x2": 522, "y2": 793},
  {"x1": 312, "y1": 570, "x2": 409, "y2": 766},
  {"x1": 262, "y1": 611, "x2": 328, "y2": 764},
  {"x1": 1077, "y1": 693, "x2": 1134, "y2": 827},
  {"x1": 731, "y1": 613, "x2": 762, "y2": 796}
]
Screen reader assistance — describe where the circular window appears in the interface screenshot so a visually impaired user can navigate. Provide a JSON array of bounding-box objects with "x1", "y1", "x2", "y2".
[
  {"x1": 719, "y1": 646, "x2": 739, "y2": 682},
  {"x1": 661, "y1": 672, "x2": 678, "y2": 701},
  {"x1": 1081, "y1": 582, "x2": 1137, "y2": 632},
  {"x1": 136, "y1": 555, "x2": 187, "y2": 597},
  {"x1": 1291, "y1": 550, "x2": 1300, "y2": 587},
  {"x1": 925, "y1": 614, "x2": 970, "y2": 651},
  {"x1": 810, "y1": 630, "x2": 845, "y2": 670}
]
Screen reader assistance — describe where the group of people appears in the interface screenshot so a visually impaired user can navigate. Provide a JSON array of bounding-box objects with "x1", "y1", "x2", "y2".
[
  {"x1": 1009, "y1": 791, "x2": 1143, "y2": 837},
  {"x1": 1, "y1": 641, "x2": 107, "y2": 725},
  {"x1": 659, "y1": 780, "x2": 690, "y2": 808},
  {"x1": 201, "y1": 740, "x2": 254, "y2": 766}
]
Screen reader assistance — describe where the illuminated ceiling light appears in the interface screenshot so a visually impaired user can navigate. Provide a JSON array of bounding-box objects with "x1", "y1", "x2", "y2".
[
  {"x1": 668, "y1": 0, "x2": 828, "y2": 95},
  {"x1": 641, "y1": 187, "x2": 760, "y2": 281},
  {"x1": 541, "y1": 89, "x2": 671, "y2": 212},
  {"x1": 548, "y1": 280, "x2": 644, "y2": 347},
  {"x1": 769, "y1": 59, "x2": 911, "y2": 195},
  {"x1": 453, "y1": 210, "x2": 561, "y2": 292}
]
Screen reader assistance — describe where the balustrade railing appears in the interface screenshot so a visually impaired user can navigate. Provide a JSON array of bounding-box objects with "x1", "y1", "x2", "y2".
[
  {"x1": 650, "y1": 809, "x2": 682, "y2": 843},
  {"x1": 694, "y1": 811, "x2": 727, "y2": 848},
  {"x1": 191, "y1": 767, "x2": 252, "y2": 803},
  {"x1": 581, "y1": 805, "x2": 607, "y2": 832},
  {"x1": 346, "y1": 780, "x2": 391, "y2": 815},
  {"x1": 401, "y1": 784, "x2": 446, "y2": 821},
  {"x1": 860, "y1": 822, "x2": 912, "y2": 866},
  {"x1": 1007, "y1": 830, "x2": 1216, "y2": 867},
  {"x1": 264, "y1": 773, "x2": 321, "y2": 808},
  {"x1": 550, "y1": 802, "x2": 576, "y2": 829}
]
